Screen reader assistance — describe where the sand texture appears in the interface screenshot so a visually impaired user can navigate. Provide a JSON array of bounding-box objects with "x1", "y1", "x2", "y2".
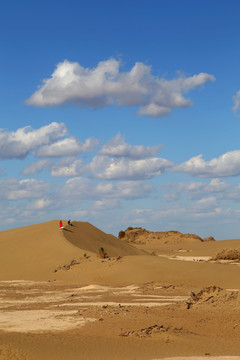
[{"x1": 0, "y1": 220, "x2": 240, "y2": 359}]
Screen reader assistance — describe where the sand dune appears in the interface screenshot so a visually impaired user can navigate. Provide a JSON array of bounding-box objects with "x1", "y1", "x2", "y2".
[
  {"x1": 0, "y1": 220, "x2": 240, "y2": 289},
  {"x1": 62, "y1": 221, "x2": 145, "y2": 256},
  {"x1": 1, "y1": 221, "x2": 240, "y2": 359},
  {"x1": 0, "y1": 220, "x2": 145, "y2": 280}
]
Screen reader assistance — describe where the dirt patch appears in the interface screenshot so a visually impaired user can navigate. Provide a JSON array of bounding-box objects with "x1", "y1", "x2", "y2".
[{"x1": 120, "y1": 324, "x2": 184, "y2": 338}]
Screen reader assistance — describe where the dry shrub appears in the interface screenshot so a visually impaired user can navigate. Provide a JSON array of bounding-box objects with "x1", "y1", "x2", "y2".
[
  {"x1": 118, "y1": 230, "x2": 125, "y2": 239},
  {"x1": 98, "y1": 247, "x2": 108, "y2": 259},
  {"x1": 213, "y1": 248, "x2": 240, "y2": 261},
  {"x1": 186, "y1": 286, "x2": 237, "y2": 309}
]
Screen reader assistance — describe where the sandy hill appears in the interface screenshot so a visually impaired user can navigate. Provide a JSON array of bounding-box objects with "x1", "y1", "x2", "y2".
[
  {"x1": 1, "y1": 220, "x2": 240, "y2": 290},
  {"x1": 0, "y1": 220, "x2": 144, "y2": 280},
  {"x1": 62, "y1": 221, "x2": 145, "y2": 256},
  {"x1": 119, "y1": 227, "x2": 215, "y2": 245}
]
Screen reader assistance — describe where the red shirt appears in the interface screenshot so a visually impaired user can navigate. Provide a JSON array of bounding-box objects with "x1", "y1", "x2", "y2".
[{"x1": 59, "y1": 221, "x2": 62, "y2": 228}]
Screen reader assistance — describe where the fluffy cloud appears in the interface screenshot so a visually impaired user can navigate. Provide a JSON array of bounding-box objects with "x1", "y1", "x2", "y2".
[
  {"x1": 26, "y1": 58, "x2": 215, "y2": 118},
  {"x1": 92, "y1": 199, "x2": 120, "y2": 210},
  {"x1": 193, "y1": 196, "x2": 219, "y2": 210},
  {"x1": 0, "y1": 178, "x2": 49, "y2": 200},
  {"x1": 27, "y1": 198, "x2": 52, "y2": 210},
  {"x1": 99, "y1": 133, "x2": 162, "y2": 158},
  {"x1": 22, "y1": 159, "x2": 53, "y2": 175},
  {"x1": 163, "y1": 179, "x2": 231, "y2": 201},
  {"x1": 0, "y1": 122, "x2": 67, "y2": 160},
  {"x1": 89, "y1": 134, "x2": 169, "y2": 180},
  {"x1": 50, "y1": 158, "x2": 83, "y2": 177},
  {"x1": 36, "y1": 137, "x2": 98, "y2": 157},
  {"x1": 88, "y1": 155, "x2": 173, "y2": 180},
  {"x1": 174, "y1": 151, "x2": 240, "y2": 177},
  {"x1": 125, "y1": 202, "x2": 230, "y2": 231},
  {"x1": 63, "y1": 177, "x2": 152, "y2": 199}
]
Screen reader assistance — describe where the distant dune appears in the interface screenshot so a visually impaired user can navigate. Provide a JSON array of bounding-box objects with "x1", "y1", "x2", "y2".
[{"x1": 118, "y1": 227, "x2": 215, "y2": 245}]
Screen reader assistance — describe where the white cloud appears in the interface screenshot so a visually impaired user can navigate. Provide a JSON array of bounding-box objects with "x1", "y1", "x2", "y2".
[
  {"x1": 92, "y1": 199, "x2": 120, "y2": 210},
  {"x1": 99, "y1": 133, "x2": 162, "y2": 158},
  {"x1": 63, "y1": 177, "x2": 152, "y2": 200},
  {"x1": 163, "y1": 179, "x2": 231, "y2": 201},
  {"x1": 174, "y1": 151, "x2": 240, "y2": 177},
  {"x1": 125, "y1": 202, "x2": 231, "y2": 231},
  {"x1": 0, "y1": 178, "x2": 49, "y2": 200},
  {"x1": 233, "y1": 90, "x2": 240, "y2": 113},
  {"x1": 36, "y1": 137, "x2": 98, "y2": 157},
  {"x1": 88, "y1": 155, "x2": 173, "y2": 180},
  {"x1": 0, "y1": 122, "x2": 67, "y2": 160},
  {"x1": 25, "y1": 58, "x2": 215, "y2": 118},
  {"x1": 50, "y1": 158, "x2": 83, "y2": 177},
  {"x1": 27, "y1": 198, "x2": 52, "y2": 210},
  {"x1": 22, "y1": 159, "x2": 53, "y2": 175},
  {"x1": 193, "y1": 196, "x2": 218, "y2": 210}
]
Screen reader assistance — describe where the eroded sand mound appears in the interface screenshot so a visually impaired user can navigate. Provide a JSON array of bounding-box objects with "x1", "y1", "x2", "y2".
[
  {"x1": 212, "y1": 248, "x2": 240, "y2": 261},
  {"x1": 187, "y1": 286, "x2": 240, "y2": 309},
  {"x1": 119, "y1": 227, "x2": 215, "y2": 245}
]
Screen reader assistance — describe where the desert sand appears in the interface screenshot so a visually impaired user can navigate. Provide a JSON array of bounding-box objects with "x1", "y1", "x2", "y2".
[{"x1": 0, "y1": 220, "x2": 240, "y2": 359}]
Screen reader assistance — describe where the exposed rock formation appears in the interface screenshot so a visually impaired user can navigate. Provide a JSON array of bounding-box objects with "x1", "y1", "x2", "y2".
[{"x1": 118, "y1": 227, "x2": 215, "y2": 245}]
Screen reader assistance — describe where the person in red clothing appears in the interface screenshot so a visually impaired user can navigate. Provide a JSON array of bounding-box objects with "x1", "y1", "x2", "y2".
[{"x1": 59, "y1": 220, "x2": 63, "y2": 228}]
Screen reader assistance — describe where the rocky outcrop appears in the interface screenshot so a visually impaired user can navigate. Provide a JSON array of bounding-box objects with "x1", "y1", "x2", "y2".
[{"x1": 118, "y1": 227, "x2": 215, "y2": 245}]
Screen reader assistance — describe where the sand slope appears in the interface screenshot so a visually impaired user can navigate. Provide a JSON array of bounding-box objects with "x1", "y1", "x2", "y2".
[
  {"x1": 0, "y1": 220, "x2": 240, "y2": 289},
  {"x1": 0, "y1": 220, "x2": 81, "y2": 280},
  {"x1": 0, "y1": 220, "x2": 144, "y2": 281},
  {"x1": 62, "y1": 221, "x2": 145, "y2": 256}
]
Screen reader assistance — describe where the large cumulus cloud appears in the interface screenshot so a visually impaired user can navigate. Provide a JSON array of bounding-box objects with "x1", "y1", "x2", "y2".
[
  {"x1": 174, "y1": 151, "x2": 240, "y2": 177},
  {"x1": 26, "y1": 59, "x2": 215, "y2": 118}
]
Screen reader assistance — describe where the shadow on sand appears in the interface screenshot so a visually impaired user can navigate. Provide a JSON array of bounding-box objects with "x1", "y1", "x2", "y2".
[{"x1": 63, "y1": 228, "x2": 73, "y2": 232}]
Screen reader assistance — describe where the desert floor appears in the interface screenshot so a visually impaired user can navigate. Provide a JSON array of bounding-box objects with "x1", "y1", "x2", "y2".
[{"x1": 0, "y1": 221, "x2": 240, "y2": 360}]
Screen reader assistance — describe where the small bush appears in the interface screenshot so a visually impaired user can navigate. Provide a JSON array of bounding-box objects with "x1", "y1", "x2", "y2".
[
  {"x1": 99, "y1": 247, "x2": 108, "y2": 259},
  {"x1": 118, "y1": 230, "x2": 125, "y2": 239},
  {"x1": 213, "y1": 248, "x2": 240, "y2": 261},
  {"x1": 127, "y1": 227, "x2": 133, "y2": 230}
]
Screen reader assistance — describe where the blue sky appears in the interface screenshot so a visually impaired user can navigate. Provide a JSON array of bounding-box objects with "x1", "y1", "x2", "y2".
[{"x1": 1, "y1": 0, "x2": 240, "y2": 239}]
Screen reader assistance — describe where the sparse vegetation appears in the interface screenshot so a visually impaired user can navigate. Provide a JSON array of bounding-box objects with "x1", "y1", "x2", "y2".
[
  {"x1": 118, "y1": 230, "x2": 125, "y2": 239},
  {"x1": 212, "y1": 248, "x2": 240, "y2": 261},
  {"x1": 54, "y1": 259, "x2": 80, "y2": 272},
  {"x1": 98, "y1": 247, "x2": 108, "y2": 259}
]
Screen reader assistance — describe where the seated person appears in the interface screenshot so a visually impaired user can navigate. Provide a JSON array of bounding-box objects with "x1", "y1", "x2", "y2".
[{"x1": 67, "y1": 219, "x2": 73, "y2": 226}]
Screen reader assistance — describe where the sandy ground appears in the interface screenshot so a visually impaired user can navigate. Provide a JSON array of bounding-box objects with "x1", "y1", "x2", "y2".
[
  {"x1": 0, "y1": 220, "x2": 240, "y2": 359},
  {"x1": 0, "y1": 280, "x2": 240, "y2": 360}
]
